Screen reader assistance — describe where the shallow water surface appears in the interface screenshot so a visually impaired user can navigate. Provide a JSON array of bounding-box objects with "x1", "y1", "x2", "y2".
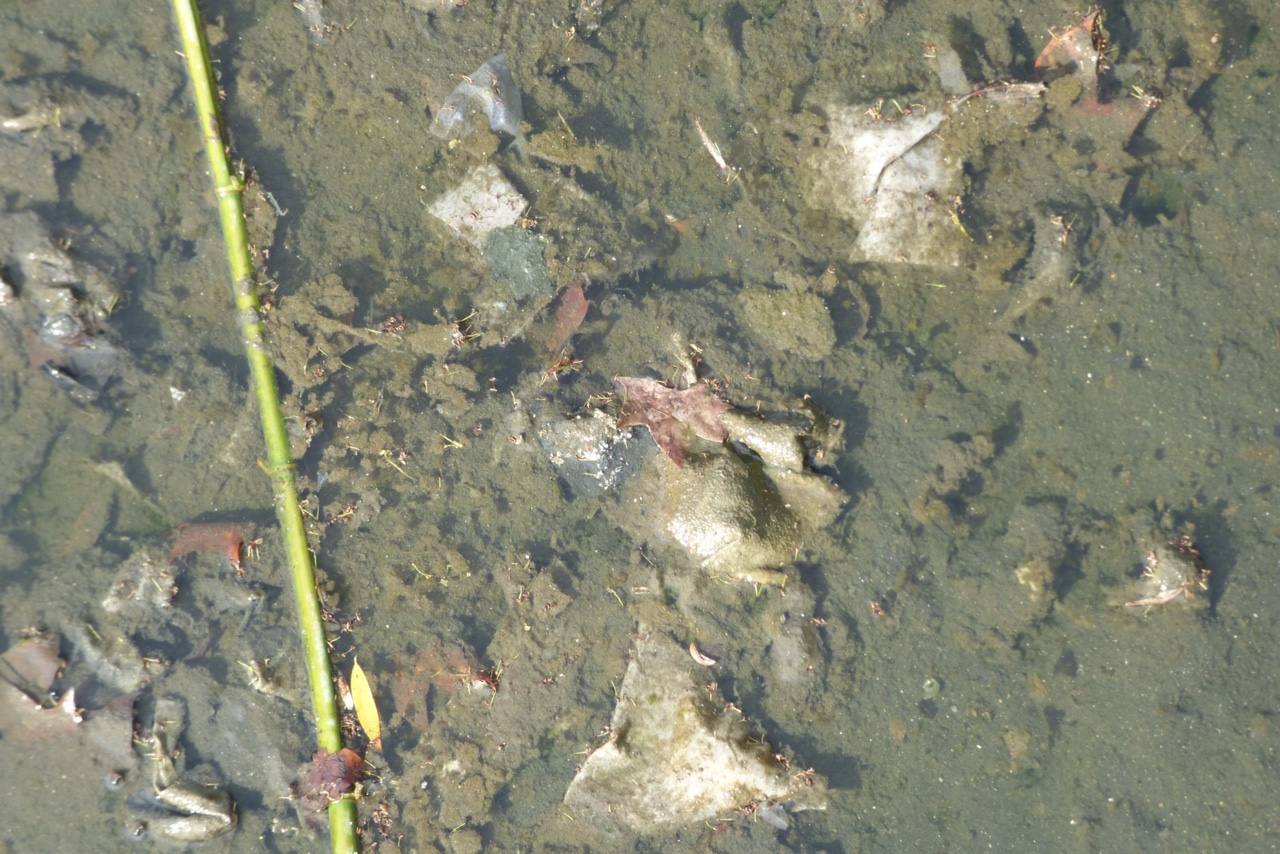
[{"x1": 1, "y1": 0, "x2": 1278, "y2": 851}]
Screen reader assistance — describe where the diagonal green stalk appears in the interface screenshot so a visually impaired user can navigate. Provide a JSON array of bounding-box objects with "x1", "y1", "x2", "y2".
[{"x1": 169, "y1": 2, "x2": 358, "y2": 851}]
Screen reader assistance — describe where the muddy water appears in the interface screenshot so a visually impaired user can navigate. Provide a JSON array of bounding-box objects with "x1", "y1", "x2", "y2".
[{"x1": 1, "y1": 0, "x2": 1278, "y2": 851}]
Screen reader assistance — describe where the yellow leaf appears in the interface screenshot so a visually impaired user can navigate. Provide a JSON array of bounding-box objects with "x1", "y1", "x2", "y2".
[{"x1": 350, "y1": 657, "x2": 382, "y2": 752}]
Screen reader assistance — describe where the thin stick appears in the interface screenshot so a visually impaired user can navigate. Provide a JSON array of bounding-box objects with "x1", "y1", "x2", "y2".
[{"x1": 169, "y1": 2, "x2": 359, "y2": 851}]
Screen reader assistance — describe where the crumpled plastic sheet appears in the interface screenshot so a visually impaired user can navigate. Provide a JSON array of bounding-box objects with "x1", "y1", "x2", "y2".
[{"x1": 430, "y1": 53, "x2": 522, "y2": 139}]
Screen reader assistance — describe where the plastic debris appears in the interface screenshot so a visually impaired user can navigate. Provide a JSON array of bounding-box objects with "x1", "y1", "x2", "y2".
[
  {"x1": 428, "y1": 164, "x2": 528, "y2": 247},
  {"x1": 820, "y1": 104, "x2": 960, "y2": 267},
  {"x1": 563, "y1": 630, "x2": 826, "y2": 832},
  {"x1": 430, "y1": 54, "x2": 523, "y2": 139}
]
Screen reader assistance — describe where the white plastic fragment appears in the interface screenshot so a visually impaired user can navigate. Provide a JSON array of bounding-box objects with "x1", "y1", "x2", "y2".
[
  {"x1": 563, "y1": 630, "x2": 826, "y2": 832},
  {"x1": 853, "y1": 133, "x2": 959, "y2": 266},
  {"x1": 427, "y1": 164, "x2": 528, "y2": 247},
  {"x1": 813, "y1": 104, "x2": 961, "y2": 267},
  {"x1": 836, "y1": 108, "x2": 947, "y2": 201},
  {"x1": 688, "y1": 641, "x2": 717, "y2": 666}
]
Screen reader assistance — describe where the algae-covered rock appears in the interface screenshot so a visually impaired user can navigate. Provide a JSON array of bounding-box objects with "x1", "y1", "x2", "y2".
[
  {"x1": 484, "y1": 226, "x2": 552, "y2": 300},
  {"x1": 662, "y1": 450, "x2": 801, "y2": 586},
  {"x1": 563, "y1": 630, "x2": 826, "y2": 832}
]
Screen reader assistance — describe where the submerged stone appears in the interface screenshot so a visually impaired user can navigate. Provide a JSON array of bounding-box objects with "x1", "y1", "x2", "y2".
[
  {"x1": 484, "y1": 226, "x2": 552, "y2": 300},
  {"x1": 535, "y1": 407, "x2": 653, "y2": 498}
]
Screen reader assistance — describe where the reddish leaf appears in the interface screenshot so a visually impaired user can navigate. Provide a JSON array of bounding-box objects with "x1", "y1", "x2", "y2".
[
  {"x1": 169, "y1": 522, "x2": 251, "y2": 573},
  {"x1": 295, "y1": 748, "x2": 364, "y2": 812},
  {"x1": 546, "y1": 281, "x2": 589, "y2": 353},
  {"x1": 615, "y1": 377, "x2": 729, "y2": 466}
]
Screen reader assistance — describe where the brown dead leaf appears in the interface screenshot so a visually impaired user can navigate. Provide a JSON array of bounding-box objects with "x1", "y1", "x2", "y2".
[
  {"x1": 546, "y1": 280, "x2": 589, "y2": 353},
  {"x1": 615, "y1": 377, "x2": 729, "y2": 466}
]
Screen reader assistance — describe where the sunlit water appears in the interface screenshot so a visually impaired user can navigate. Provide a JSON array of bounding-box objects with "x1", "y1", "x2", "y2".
[{"x1": 1, "y1": 1, "x2": 1278, "y2": 851}]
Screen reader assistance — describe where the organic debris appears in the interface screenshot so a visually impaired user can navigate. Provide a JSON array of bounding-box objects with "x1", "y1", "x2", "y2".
[
  {"x1": 168, "y1": 521, "x2": 251, "y2": 574},
  {"x1": 1123, "y1": 534, "x2": 1211, "y2": 610},
  {"x1": 294, "y1": 748, "x2": 365, "y2": 813},
  {"x1": 350, "y1": 657, "x2": 383, "y2": 752},
  {"x1": 1034, "y1": 10, "x2": 1106, "y2": 85},
  {"x1": 546, "y1": 280, "x2": 588, "y2": 353},
  {"x1": 615, "y1": 377, "x2": 729, "y2": 466}
]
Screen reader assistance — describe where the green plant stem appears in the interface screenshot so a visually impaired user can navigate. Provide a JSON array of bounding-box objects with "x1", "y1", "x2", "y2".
[{"x1": 169, "y1": 2, "x2": 359, "y2": 851}]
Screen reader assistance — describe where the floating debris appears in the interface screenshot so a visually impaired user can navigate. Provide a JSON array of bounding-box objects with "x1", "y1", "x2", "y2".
[
  {"x1": 428, "y1": 164, "x2": 528, "y2": 247},
  {"x1": 564, "y1": 630, "x2": 826, "y2": 832},
  {"x1": 1124, "y1": 534, "x2": 1211, "y2": 610},
  {"x1": 430, "y1": 54, "x2": 523, "y2": 139}
]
